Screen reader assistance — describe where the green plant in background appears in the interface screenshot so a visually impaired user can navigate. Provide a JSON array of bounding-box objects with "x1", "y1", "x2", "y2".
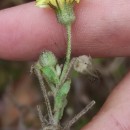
[{"x1": 32, "y1": 0, "x2": 96, "y2": 129}]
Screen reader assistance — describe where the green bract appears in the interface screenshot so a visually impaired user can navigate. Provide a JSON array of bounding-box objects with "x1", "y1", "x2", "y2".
[{"x1": 56, "y1": 4, "x2": 75, "y2": 25}]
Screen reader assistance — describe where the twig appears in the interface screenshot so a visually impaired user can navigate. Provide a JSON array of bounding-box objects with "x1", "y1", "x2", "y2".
[
  {"x1": 61, "y1": 58, "x2": 76, "y2": 83},
  {"x1": 64, "y1": 100, "x2": 96, "y2": 130},
  {"x1": 34, "y1": 66, "x2": 54, "y2": 124},
  {"x1": 37, "y1": 105, "x2": 48, "y2": 129},
  {"x1": 58, "y1": 58, "x2": 76, "y2": 90}
]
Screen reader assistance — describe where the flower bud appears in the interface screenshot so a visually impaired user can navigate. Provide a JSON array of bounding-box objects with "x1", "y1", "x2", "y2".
[{"x1": 39, "y1": 51, "x2": 57, "y2": 67}]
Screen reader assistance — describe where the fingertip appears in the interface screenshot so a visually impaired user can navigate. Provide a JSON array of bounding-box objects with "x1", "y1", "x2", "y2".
[
  {"x1": 82, "y1": 72, "x2": 130, "y2": 130},
  {"x1": 0, "y1": 2, "x2": 66, "y2": 60},
  {"x1": 1, "y1": 1, "x2": 130, "y2": 60}
]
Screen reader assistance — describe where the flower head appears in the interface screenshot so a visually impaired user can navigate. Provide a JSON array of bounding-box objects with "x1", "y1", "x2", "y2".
[{"x1": 36, "y1": 0, "x2": 80, "y2": 25}]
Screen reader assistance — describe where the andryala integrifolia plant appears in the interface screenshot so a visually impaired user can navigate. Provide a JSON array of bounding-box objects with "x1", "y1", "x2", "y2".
[{"x1": 32, "y1": 0, "x2": 96, "y2": 129}]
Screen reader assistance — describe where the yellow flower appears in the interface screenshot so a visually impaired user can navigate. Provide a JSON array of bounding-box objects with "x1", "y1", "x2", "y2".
[
  {"x1": 36, "y1": 0, "x2": 80, "y2": 25},
  {"x1": 36, "y1": 0, "x2": 80, "y2": 9}
]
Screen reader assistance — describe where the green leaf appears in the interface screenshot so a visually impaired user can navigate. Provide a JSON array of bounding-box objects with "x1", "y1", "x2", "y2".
[
  {"x1": 41, "y1": 66, "x2": 60, "y2": 85},
  {"x1": 54, "y1": 80, "x2": 71, "y2": 122}
]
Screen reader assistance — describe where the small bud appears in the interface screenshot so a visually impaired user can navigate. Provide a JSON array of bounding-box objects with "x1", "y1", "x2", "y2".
[{"x1": 39, "y1": 51, "x2": 57, "y2": 67}]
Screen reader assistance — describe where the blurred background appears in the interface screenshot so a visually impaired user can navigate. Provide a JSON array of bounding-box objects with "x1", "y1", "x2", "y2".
[{"x1": 0, "y1": 1, "x2": 130, "y2": 130}]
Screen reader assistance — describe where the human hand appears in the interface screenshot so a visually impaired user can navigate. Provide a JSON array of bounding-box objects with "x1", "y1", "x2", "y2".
[{"x1": 0, "y1": 0, "x2": 130, "y2": 129}]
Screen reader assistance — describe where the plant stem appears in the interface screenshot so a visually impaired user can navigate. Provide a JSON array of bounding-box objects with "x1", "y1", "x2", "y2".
[
  {"x1": 37, "y1": 105, "x2": 46, "y2": 129},
  {"x1": 64, "y1": 100, "x2": 96, "y2": 130},
  {"x1": 34, "y1": 67, "x2": 54, "y2": 124},
  {"x1": 60, "y1": 24, "x2": 72, "y2": 82},
  {"x1": 66, "y1": 24, "x2": 71, "y2": 63},
  {"x1": 58, "y1": 58, "x2": 76, "y2": 89}
]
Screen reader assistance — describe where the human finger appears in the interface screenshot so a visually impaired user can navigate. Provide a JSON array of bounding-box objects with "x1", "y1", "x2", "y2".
[
  {"x1": 0, "y1": 0, "x2": 130, "y2": 60},
  {"x1": 82, "y1": 71, "x2": 130, "y2": 130}
]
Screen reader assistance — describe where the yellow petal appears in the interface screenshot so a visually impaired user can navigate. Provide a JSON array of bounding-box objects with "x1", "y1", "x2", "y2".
[
  {"x1": 66, "y1": 0, "x2": 71, "y2": 4},
  {"x1": 50, "y1": 0, "x2": 57, "y2": 7},
  {"x1": 36, "y1": 0, "x2": 80, "y2": 9},
  {"x1": 36, "y1": 4, "x2": 49, "y2": 8},
  {"x1": 57, "y1": 0, "x2": 65, "y2": 7},
  {"x1": 75, "y1": 0, "x2": 80, "y2": 3},
  {"x1": 36, "y1": 0, "x2": 49, "y2": 8}
]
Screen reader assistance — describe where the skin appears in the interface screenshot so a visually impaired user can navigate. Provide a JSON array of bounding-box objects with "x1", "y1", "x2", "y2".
[{"x1": 0, "y1": 0, "x2": 130, "y2": 129}]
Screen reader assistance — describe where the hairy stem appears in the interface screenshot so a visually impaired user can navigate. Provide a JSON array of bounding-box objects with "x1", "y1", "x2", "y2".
[
  {"x1": 58, "y1": 58, "x2": 76, "y2": 90},
  {"x1": 34, "y1": 67, "x2": 54, "y2": 124},
  {"x1": 64, "y1": 100, "x2": 96, "y2": 130},
  {"x1": 60, "y1": 24, "x2": 72, "y2": 83},
  {"x1": 37, "y1": 105, "x2": 46, "y2": 128}
]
